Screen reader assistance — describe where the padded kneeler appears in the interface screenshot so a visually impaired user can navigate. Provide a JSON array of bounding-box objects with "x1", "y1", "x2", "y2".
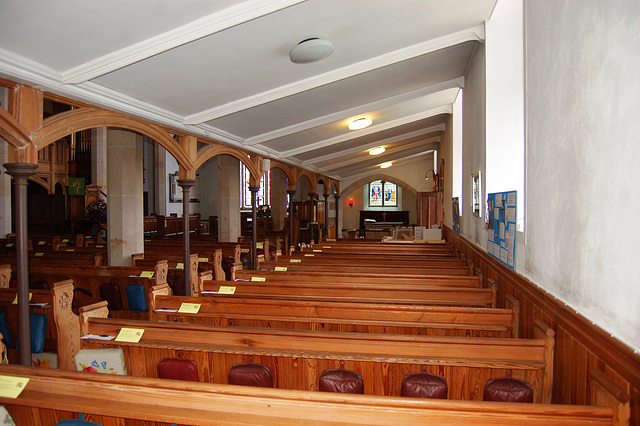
[
  {"x1": 157, "y1": 358, "x2": 199, "y2": 381},
  {"x1": 483, "y1": 376, "x2": 533, "y2": 402},
  {"x1": 228, "y1": 363, "x2": 273, "y2": 388},
  {"x1": 401, "y1": 372, "x2": 447, "y2": 399},
  {"x1": 319, "y1": 368, "x2": 364, "y2": 394}
]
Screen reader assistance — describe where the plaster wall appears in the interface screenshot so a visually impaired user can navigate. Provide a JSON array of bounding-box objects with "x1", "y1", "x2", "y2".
[
  {"x1": 460, "y1": 43, "x2": 487, "y2": 247},
  {"x1": 524, "y1": 0, "x2": 640, "y2": 350}
]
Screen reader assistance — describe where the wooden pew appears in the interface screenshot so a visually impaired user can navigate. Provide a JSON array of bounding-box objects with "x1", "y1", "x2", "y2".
[
  {"x1": 27, "y1": 261, "x2": 168, "y2": 319},
  {"x1": 300, "y1": 242, "x2": 458, "y2": 257},
  {"x1": 145, "y1": 238, "x2": 244, "y2": 273},
  {"x1": 55, "y1": 285, "x2": 553, "y2": 402},
  {"x1": 200, "y1": 279, "x2": 498, "y2": 308},
  {"x1": 0, "y1": 364, "x2": 627, "y2": 425},
  {"x1": 234, "y1": 269, "x2": 483, "y2": 288},
  {"x1": 0, "y1": 286, "x2": 56, "y2": 356},
  {"x1": 0, "y1": 250, "x2": 105, "y2": 267},
  {"x1": 150, "y1": 283, "x2": 520, "y2": 338},
  {"x1": 133, "y1": 249, "x2": 224, "y2": 282},
  {"x1": 260, "y1": 260, "x2": 474, "y2": 276},
  {"x1": 150, "y1": 213, "x2": 202, "y2": 238}
]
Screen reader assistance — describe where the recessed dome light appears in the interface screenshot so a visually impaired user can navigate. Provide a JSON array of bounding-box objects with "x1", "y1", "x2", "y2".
[
  {"x1": 380, "y1": 162, "x2": 393, "y2": 169},
  {"x1": 369, "y1": 147, "x2": 385, "y2": 155},
  {"x1": 349, "y1": 117, "x2": 372, "y2": 130},
  {"x1": 289, "y1": 38, "x2": 334, "y2": 64}
]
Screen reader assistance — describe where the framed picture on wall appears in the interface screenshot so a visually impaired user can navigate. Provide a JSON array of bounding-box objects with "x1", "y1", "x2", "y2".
[
  {"x1": 169, "y1": 172, "x2": 182, "y2": 203},
  {"x1": 471, "y1": 171, "x2": 482, "y2": 217}
]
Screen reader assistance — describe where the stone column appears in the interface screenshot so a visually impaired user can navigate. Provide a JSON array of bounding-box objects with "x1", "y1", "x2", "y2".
[
  {"x1": 178, "y1": 179, "x2": 196, "y2": 296},
  {"x1": 91, "y1": 127, "x2": 108, "y2": 190},
  {"x1": 3, "y1": 162, "x2": 38, "y2": 366},
  {"x1": 249, "y1": 186, "x2": 259, "y2": 270},
  {"x1": 334, "y1": 194, "x2": 340, "y2": 238},
  {"x1": 287, "y1": 189, "x2": 296, "y2": 252},
  {"x1": 217, "y1": 156, "x2": 240, "y2": 242},
  {"x1": 107, "y1": 129, "x2": 143, "y2": 266}
]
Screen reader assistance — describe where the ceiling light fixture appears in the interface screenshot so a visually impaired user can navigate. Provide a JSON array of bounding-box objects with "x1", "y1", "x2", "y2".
[
  {"x1": 349, "y1": 117, "x2": 372, "y2": 130},
  {"x1": 368, "y1": 147, "x2": 385, "y2": 155},
  {"x1": 380, "y1": 162, "x2": 393, "y2": 169},
  {"x1": 289, "y1": 38, "x2": 334, "y2": 64}
]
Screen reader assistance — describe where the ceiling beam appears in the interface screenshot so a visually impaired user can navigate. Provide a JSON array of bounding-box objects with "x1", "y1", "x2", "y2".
[
  {"x1": 278, "y1": 106, "x2": 451, "y2": 158},
  {"x1": 184, "y1": 25, "x2": 483, "y2": 124},
  {"x1": 61, "y1": 0, "x2": 307, "y2": 84},
  {"x1": 303, "y1": 128, "x2": 443, "y2": 166},
  {"x1": 243, "y1": 79, "x2": 462, "y2": 146}
]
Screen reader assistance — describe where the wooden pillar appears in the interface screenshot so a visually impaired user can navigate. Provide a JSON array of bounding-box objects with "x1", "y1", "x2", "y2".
[
  {"x1": 323, "y1": 193, "x2": 329, "y2": 241},
  {"x1": 287, "y1": 190, "x2": 295, "y2": 252},
  {"x1": 178, "y1": 179, "x2": 196, "y2": 296},
  {"x1": 249, "y1": 186, "x2": 259, "y2": 269},
  {"x1": 3, "y1": 162, "x2": 38, "y2": 366},
  {"x1": 334, "y1": 194, "x2": 340, "y2": 239}
]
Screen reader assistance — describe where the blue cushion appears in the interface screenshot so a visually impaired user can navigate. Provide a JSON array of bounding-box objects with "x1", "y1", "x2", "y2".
[
  {"x1": 16, "y1": 312, "x2": 47, "y2": 354},
  {"x1": 56, "y1": 419, "x2": 101, "y2": 425},
  {"x1": 125, "y1": 285, "x2": 147, "y2": 312},
  {"x1": 0, "y1": 312, "x2": 12, "y2": 347}
]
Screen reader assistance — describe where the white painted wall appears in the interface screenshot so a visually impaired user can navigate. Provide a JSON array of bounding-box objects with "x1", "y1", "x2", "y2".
[
  {"x1": 461, "y1": 43, "x2": 487, "y2": 246},
  {"x1": 523, "y1": 0, "x2": 640, "y2": 351}
]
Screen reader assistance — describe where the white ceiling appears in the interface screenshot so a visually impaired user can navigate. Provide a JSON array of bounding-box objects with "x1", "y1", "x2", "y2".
[{"x1": 0, "y1": 0, "x2": 497, "y2": 180}]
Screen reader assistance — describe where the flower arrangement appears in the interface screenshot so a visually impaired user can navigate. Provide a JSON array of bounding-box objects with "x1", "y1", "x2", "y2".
[{"x1": 86, "y1": 198, "x2": 107, "y2": 223}]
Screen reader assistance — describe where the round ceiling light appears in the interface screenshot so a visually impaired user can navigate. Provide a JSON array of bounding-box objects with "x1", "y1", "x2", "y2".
[
  {"x1": 349, "y1": 117, "x2": 372, "y2": 130},
  {"x1": 369, "y1": 147, "x2": 385, "y2": 155},
  {"x1": 380, "y1": 162, "x2": 393, "y2": 169},
  {"x1": 289, "y1": 38, "x2": 334, "y2": 64}
]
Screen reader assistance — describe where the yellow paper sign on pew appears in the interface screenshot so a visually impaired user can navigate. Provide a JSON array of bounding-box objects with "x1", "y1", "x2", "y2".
[
  {"x1": 274, "y1": 266, "x2": 287, "y2": 271},
  {"x1": 251, "y1": 276, "x2": 266, "y2": 282},
  {"x1": 62, "y1": 239, "x2": 69, "y2": 243},
  {"x1": 35, "y1": 253, "x2": 44, "y2": 257},
  {"x1": 240, "y1": 248, "x2": 250, "y2": 253},
  {"x1": 304, "y1": 254, "x2": 314, "y2": 257},
  {"x1": 12, "y1": 293, "x2": 32, "y2": 304},
  {"x1": 178, "y1": 303, "x2": 201, "y2": 314},
  {"x1": 38, "y1": 241, "x2": 45, "y2": 245},
  {"x1": 139, "y1": 271, "x2": 154, "y2": 278},
  {"x1": 324, "y1": 246, "x2": 331, "y2": 249},
  {"x1": 115, "y1": 328, "x2": 145, "y2": 343},
  {"x1": 176, "y1": 263, "x2": 184, "y2": 270},
  {"x1": 67, "y1": 249, "x2": 75, "y2": 252},
  {"x1": 198, "y1": 258, "x2": 208, "y2": 263},
  {"x1": 96, "y1": 245, "x2": 104, "y2": 248},
  {"x1": 313, "y1": 249, "x2": 322, "y2": 252},
  {"x1": 0, "y1": 375, "x2": 29, "y2": 398},
  {"x1": 218, "y1": 286, "x2": 236, "y2": 294},
  {"x1": 5, "y1": 243, "x2": 13, "y2": 248},
  {"x1": 290, "y1": 259, "x2": 301, "y2": 263},
  {"x1": 256, "y1": 242, "x2": 263, "y2": 249}
]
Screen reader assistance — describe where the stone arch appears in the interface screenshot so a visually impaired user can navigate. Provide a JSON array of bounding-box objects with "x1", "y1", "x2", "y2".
[
  {"x1": 340, "y1": 173, "x2": 418, "y2": 201},
  {"x1": 32, "y1": 108, "x2": 193, "y2": 171}
]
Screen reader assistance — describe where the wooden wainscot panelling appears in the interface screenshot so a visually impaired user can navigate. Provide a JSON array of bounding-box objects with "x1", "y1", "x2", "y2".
[{"x1": 444, "y1": 226, "x2": 640, "y2": 425}]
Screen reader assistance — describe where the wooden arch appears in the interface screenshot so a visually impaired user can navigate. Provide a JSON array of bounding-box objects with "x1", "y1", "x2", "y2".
[
  {"x1": 194, "y1": 144, "x2": 261, "y2": 185},
  {"x1": 268, "y1": 160, "x2": 296, "y2": 188},
  {"x1": 0, "y1": 108, "x2": 31, "y2": 149},
  {"x1": 31, "y1": 108, "x2": 193, "y2": 171}
]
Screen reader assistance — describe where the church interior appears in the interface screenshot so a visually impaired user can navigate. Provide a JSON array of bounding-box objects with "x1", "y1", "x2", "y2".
[{"x1": 0, "y1": 0, "x2": 638, "y2": 424}]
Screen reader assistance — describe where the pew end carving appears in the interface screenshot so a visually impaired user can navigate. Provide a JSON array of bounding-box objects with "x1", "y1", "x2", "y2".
[
  {"x1": 533, "y1": 318, "x2": 555, "y2": 404},
  {"x1": 0, "y1": 264, "x2": 10, "y2": 289},
  {"x1": 504, "y1": 294, "x2": 521, "y2": 338},
  {"x1": 590, "y1": 369, "x2": 631, "y2": 425}
]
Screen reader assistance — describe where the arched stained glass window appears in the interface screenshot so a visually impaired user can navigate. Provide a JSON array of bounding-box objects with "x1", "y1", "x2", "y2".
[
  {"x1": 369, "y1": 180, "x2": 397, "y2": 207},
  {"x1": 240, "y1": 162, "x2": 270, "y2": 208}
]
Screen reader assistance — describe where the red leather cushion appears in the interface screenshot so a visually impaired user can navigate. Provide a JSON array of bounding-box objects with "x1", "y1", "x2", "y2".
[
  {"x1": 157, "y1": 358, "x2": 199, "y2": 382},
  {"x1": 401, "y1": 372, "x2": 447, "y2": 399},
  {"x1": 319, "y1": 368, "x2": 364, "y2": 394},
  {"x1": 483, "y1": 377, "x2": 533, "y2": 402},
  {"x1": 228, "y1": 363, "x2": 273, "y2": 388}
]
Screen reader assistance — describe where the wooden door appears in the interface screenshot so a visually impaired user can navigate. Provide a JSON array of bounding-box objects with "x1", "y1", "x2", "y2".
[{"x1": 417, "y1": 191, "x2": 443, "y2": 228}]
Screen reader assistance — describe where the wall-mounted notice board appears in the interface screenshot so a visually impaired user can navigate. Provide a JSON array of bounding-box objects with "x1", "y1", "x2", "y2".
[{"x1": 486, "y1": 191, "x2": 517, "y2": 269}]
